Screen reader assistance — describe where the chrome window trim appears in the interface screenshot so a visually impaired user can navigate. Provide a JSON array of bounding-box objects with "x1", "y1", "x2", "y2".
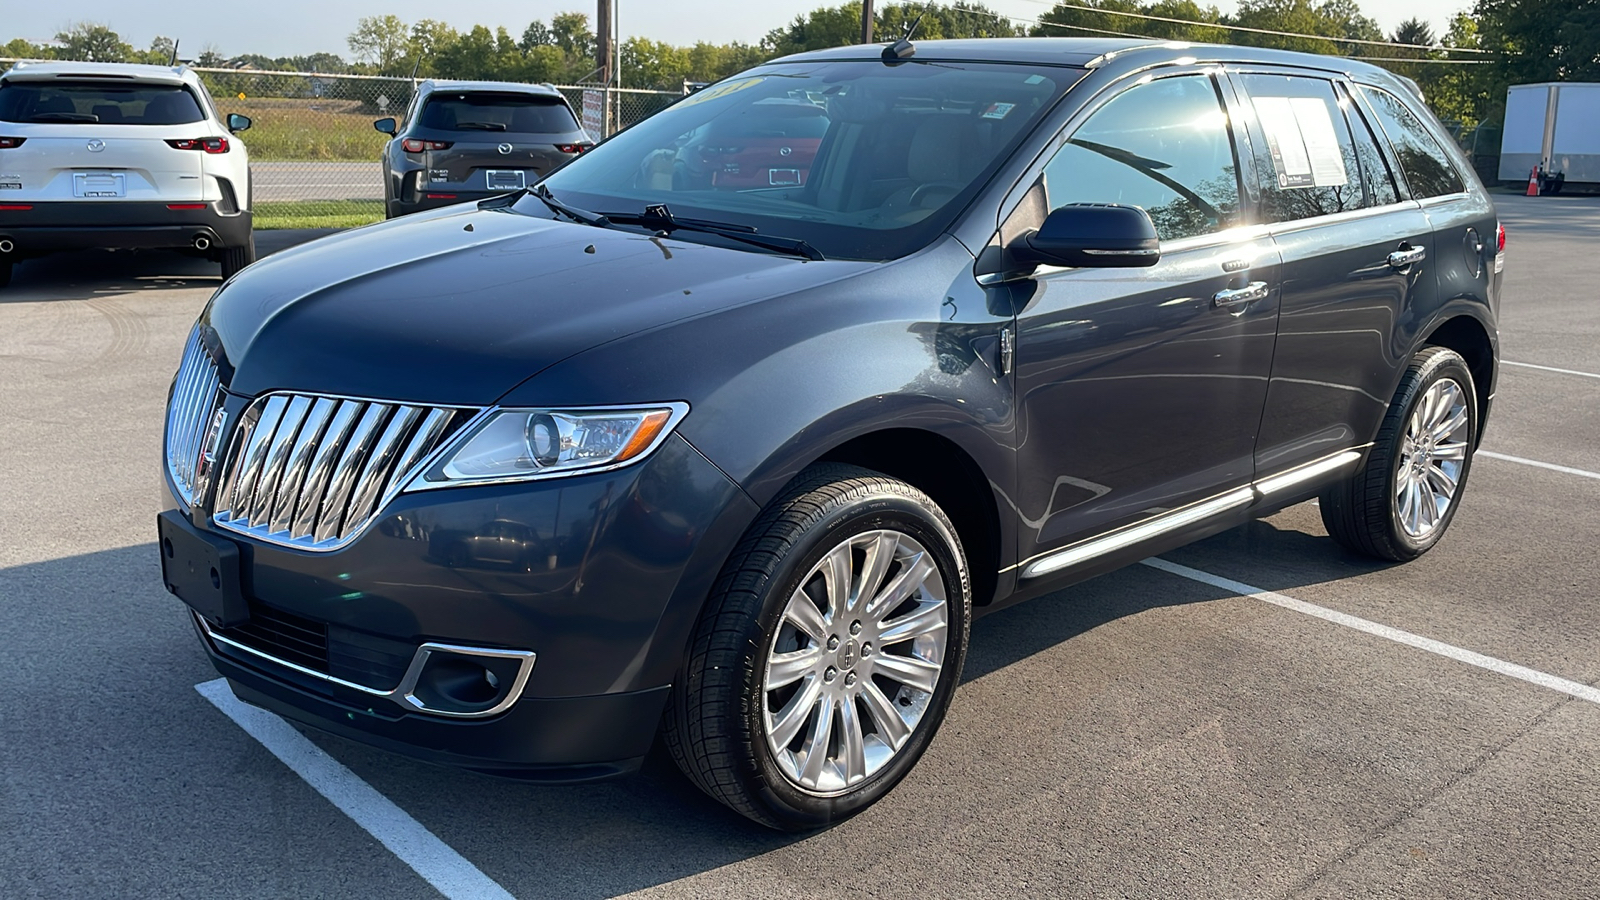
[
  {"x1": 196, "y1": 612, "x2": 536, "y2": 720},
  {"x1": 1013, "y1": 446, "x2": 1368, "y2": 579},
  {"x1": 1261, "y1": 199, "x2": 1422, "y2": 237}
]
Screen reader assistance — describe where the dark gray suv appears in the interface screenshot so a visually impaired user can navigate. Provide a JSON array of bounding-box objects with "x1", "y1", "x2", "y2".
[
  {"x1": 162, "y1": 39, "x2": 1500, "y2": 831},
  {"x1": 374, "y1": 80, "x2": 592, "y2": 217}
]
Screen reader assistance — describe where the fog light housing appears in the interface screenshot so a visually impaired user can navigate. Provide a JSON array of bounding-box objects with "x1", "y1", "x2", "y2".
[{"x1": 396, "y1": 643, "x2": 535, "y2": 718}]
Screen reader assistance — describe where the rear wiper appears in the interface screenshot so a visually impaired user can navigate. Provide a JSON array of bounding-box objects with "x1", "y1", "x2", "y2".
[
  {"x1": 529, "y1": 184, "x2": 611, "y2": 227},
  {"x1": 600, "y1": 204, "x2": 825, "y2": 261},
  {"x1": 31, "y1": 112, "x2": 99, "y2": 122}
]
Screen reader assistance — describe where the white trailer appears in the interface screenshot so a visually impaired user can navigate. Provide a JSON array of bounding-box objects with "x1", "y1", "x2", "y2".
[{"x1": 1499, "y1": 82, "x2": 1600, "y2": 190}]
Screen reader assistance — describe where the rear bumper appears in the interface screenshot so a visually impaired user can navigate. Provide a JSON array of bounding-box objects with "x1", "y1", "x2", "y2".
[
  {"x1": 387, "y1": 191, "x2": 507, "y2": 218},
  {"x1": 0, "y1": 200, "x2": 251, "y2": 254}
]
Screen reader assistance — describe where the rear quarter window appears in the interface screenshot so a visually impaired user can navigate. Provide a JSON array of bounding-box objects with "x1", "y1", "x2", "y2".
[
  {"x1": 417, "y1": 93, "x2": 578, "y2": 135},
  {"x1": 1358, "y1": 86, "x2": 1465, "y2": 198},
  {"x1": 0, "y1": 81, "x2": 206, "y2": 125}
]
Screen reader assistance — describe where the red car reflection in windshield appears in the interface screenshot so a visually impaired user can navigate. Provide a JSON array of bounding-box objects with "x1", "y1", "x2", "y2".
[{"x1": 679, "y1": 99, "x2": 829, "y2": 190}]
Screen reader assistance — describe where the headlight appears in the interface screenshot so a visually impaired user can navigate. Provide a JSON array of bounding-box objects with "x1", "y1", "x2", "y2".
[{"x1": 409, "y1": 403, "x2": 689, "y2": 489}]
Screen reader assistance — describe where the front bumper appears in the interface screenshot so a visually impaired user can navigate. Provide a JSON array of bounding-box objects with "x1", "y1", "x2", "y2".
[
  {"x1": 0, "y1": 200, "x2": 251, "y2": 254},
  {"x1": 170, "y1": 432, "x2": 760, "y2": 776}
]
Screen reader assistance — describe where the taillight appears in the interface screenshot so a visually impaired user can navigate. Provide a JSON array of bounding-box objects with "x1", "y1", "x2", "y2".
[
  {"x1": 555, "y1": 142, "x2": 594, "y2": 155},
  {"x1": 402, "y1": 139, "x2": 452, "y2": 153},
  {"x1": 1497, "y1": 221, "x2": 1506, "y2": 253},
  {"x1": 0, "y1": 137, "x2": 25, "y2": 149},
  {"x1": 167, "y1": 137, "x2": 230, "y2": 154}
]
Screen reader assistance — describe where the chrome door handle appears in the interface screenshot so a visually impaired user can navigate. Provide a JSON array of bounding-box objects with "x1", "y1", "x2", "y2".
[
  {"x1": 1212, "y1": 281, "x2": 1269, "y2": 310},
  {"x1": 1388, "y1": 245, "x2": 1427, "y2": 268}
]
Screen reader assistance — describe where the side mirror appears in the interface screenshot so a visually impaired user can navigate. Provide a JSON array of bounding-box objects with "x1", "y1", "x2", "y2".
[
  {"x1": 1011, "y1": 203, "x2": 1160, "y2": 269},
  {"x1": 374, "y1": 117, "x2": 397, "y2": 136},
  {"x1": 226, "y1": 113, "x2": 252, "y2": 133}
]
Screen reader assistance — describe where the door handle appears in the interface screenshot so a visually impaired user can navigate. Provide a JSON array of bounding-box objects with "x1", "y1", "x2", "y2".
[
  {"x1": 1212, "y1": 281, "x2": 1269, "y2": 311},
  {"x1": 1388, "y1": 245, "x2": 1427, "y2": 268}
]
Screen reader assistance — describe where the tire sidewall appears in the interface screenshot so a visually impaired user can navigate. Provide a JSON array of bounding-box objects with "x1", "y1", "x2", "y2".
[
  {"x1": 742, "y1": 488, "x2": 970, "y2": 828},
  {"x1": 1383, "y1": 351, "x2": 1477, "y2": 556}
]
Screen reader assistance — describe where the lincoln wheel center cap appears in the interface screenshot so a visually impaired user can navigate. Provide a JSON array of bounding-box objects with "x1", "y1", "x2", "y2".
[{"x1": 837, "y1": 638, "x2": 859, "y2": 670}]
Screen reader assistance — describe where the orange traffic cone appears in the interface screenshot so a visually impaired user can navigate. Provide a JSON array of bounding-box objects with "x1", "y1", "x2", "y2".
[{"x1": 1526, "y1": 167, "x2": 1540, "y2": 196}]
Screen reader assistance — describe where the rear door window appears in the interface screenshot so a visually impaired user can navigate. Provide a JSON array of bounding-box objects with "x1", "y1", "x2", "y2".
[
  {"x1": 1235, "y1": 73, "x2": 1368, "y2": 222},
  {"x1": 0, "y1": 82, "x2": 205, "y2": 125},
  {"x1": 1041, "y1": 74, "x2": 1242, "y2": 242},
  {"x1": 1358, "y1": 86, "x2": 1465, "y2": 198},
  {"x1": 1340, "y1": 84, "x2": 1400, "y2": 206},
  {"x1": 418, "y1": 93, "x2": 578, "y2": 135}
]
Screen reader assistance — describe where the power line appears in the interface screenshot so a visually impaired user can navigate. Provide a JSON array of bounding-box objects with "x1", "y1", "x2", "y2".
[
  {"x1": 1015, "y1": 0, "x2": 1495, "y2": 54},
  {"x1": 952, "y1": 4, "x2": 1495, "y2": 64}
]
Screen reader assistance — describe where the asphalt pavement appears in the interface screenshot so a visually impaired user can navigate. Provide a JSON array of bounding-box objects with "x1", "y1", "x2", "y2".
[
  {"x1": 253, "y1": 161, "x2": 383, "y2": 202},
  {"x1": 1, "y1": 193, "x2": 1597, "y2": 899}
]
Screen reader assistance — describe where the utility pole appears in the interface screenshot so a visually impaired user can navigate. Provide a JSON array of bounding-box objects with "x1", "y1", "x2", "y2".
[
  {"x1": 861, "y1": 0, "x2": 874, "y2": 44},
  {"x1": 596, "y1": 0, "x2": 614, "y2": 135}
]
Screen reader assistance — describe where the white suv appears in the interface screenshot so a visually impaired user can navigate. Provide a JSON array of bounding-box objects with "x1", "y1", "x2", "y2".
[{"x1": 0, "y1": 61, "x2": 256, "y2": 288}]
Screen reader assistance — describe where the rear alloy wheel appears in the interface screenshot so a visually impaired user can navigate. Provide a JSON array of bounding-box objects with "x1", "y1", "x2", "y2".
[
  {"x1": 221, "y1": 234, "x2": 257, "y2": 280},
  {"x1": 1321, "y1": 346, "x2": 1478, "y2": 561},
  {"x1": 665, "y1": 464, "x2": 970, "y2": 831}
]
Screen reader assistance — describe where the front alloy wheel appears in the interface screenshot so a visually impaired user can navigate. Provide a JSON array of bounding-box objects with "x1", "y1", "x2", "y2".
[
  {"x1": 665, "y1": 464, "x2": 970, "y2": 830},
  {"x1": 763, "y1": 529, "x2": 948, "y2": 794}
]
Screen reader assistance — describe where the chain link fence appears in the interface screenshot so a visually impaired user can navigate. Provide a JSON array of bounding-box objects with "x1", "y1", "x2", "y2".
[{"x1": 0, "y1": 59, "x2": 681, "y2": 229}]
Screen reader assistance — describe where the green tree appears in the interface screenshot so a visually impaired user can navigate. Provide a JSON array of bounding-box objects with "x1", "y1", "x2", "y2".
[
  {"x1": 54, "y1": 22, "x2": 133, "y2": 62},
  {"x1": 3, "y1": 38, "x2": 54, "y2": 60},
  {"x1": 348, "y1": 14, "x2": 411, "y2": 73},
  {"x1": 1031, "y1": 0, "x2": 1225, "y2": 41}
]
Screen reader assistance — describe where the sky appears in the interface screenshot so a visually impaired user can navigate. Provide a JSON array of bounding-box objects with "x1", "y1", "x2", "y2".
[{"x1": 3, "y1": 0, "x2": 1472, "y2": 61}]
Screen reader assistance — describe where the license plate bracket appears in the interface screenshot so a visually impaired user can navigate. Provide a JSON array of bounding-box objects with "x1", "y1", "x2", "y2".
[
  {"x1": 73, "y1": 171, "x2": 126, "y2": 198},
  {"x1": 485, "y1": 169, "x2": 527, "y2": 191},
  {"x1": 158, "y1": 510, "x2": 248, "y2": 627}
]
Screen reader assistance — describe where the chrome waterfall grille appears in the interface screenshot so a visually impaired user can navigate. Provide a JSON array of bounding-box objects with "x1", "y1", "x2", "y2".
[
  {"x1": 165, "y1": 328, "x2": 224, "y2": 507},
  {"x1": 212, "y1": 393, "x2": 471, "y2": 550}
]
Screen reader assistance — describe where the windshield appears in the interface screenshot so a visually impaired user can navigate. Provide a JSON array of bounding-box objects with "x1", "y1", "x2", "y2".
[
  {"x1": 532, "y1": 60, "x2": 1080, "y2": 261},
  {"x1": 417, "y1": 92, "x2": 579, "y2": 134},
  {"x1": 0, "y1": 81, "x2": 205, "y2": 125}
]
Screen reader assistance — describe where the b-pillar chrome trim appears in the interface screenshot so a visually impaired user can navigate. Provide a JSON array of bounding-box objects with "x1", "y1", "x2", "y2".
[
  {"x1": 194, "y1": 612, "x2": 536, "y2": 719},
  {"x1": 1018, "y1": 447, "x2": 1368, "y2": 580}
]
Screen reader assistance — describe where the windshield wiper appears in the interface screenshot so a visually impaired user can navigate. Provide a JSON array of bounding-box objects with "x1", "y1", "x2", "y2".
[
  {"x1": 600, "y1": 204, "x2": 825, "y2": 261},
  {"x1": 30, "y1": 112, "x2": 99, "y2": 122},
  {"x1": 530, "y1": 184, "x2": 611, "y2": 227}
]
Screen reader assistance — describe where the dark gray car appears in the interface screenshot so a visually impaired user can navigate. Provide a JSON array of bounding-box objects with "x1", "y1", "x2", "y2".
[{"x1": 375, "y1": 80, "x2": 592, "y2": 218}]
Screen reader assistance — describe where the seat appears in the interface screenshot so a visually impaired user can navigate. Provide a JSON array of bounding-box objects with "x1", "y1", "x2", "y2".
[
  {"x1": 881, "y1": 116, "x2": 983, "y2": 216},
  {"x1": 142, "y1": 92, "x2": 192, "y2": 124}
]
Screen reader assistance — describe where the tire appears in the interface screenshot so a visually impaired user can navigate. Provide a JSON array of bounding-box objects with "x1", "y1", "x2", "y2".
[
  {"x1": 1321, "y1": 346, "x2": 1478, "y2": 561},
  {"x1": 664, "y1": 464, "x2": 971, "y2": 831},
  {"x1": 220, "y1": 233, "x2": 257, "y2": 280}
]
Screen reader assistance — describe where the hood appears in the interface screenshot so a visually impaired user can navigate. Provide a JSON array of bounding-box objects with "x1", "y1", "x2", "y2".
[{"x1": 208, "y1": 202, "x2": 873, "y2": 404}]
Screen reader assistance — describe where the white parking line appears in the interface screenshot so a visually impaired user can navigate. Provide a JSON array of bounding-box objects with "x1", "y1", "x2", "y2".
[
  {"x1": 1504, "y1": 360, "x2": 1600, "y2": 380},
  {"x1": 195, "y1": 679, "x2": 515, "y2": 900},
  {"x1": 1478, "y1": 450, "x2": 1600, "y2": 481},
  {"x1": 1141, "y1": 558, "x2": 1600, "y2": 705}
]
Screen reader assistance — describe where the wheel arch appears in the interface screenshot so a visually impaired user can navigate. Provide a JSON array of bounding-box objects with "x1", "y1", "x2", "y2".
[
  {"x1": 814, "y1": 428, "x2": 1004, "y2": 609},
  {"x1": 1420, "y1": 313, "x2": 1496, "y2": 442}
]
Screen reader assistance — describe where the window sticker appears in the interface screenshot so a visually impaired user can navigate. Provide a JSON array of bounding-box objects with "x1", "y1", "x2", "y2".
[
  {"x1": 981, "y1": 102, "x2": 1016, "y2": 120},
  {"x1": 676, "y1": 77, "x2": 763, "y2": 108},
  {"x1": 1290, "y1": 97, "x2": 1349, "y2": 187},
  {"x1": 1252, "y1": 96, "x2": 1347, "y2": 190}
]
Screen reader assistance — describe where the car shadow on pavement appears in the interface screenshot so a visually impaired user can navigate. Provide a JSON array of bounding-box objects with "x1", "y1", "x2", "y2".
[
  {"x1": 2, "y1": 229, "x2": 341, "y2": 302},
  {"x1": 963, "y1": 516, "x2": 1398, "y2": 685},
  {"x1": 0, "y1": 515, "x2": 1394, "y2": 898}
]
